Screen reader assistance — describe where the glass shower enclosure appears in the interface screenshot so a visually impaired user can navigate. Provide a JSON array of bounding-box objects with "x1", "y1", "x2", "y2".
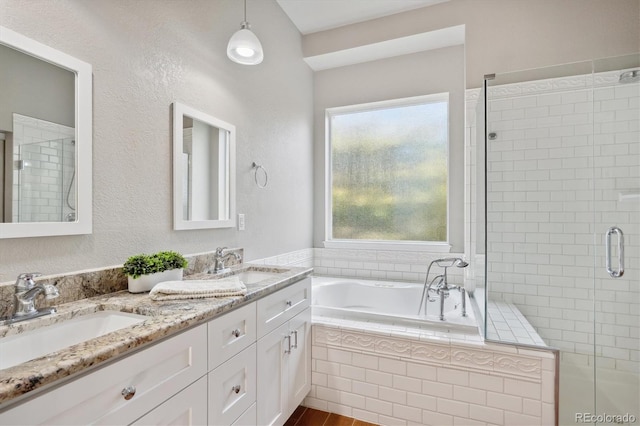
[{"x1": 483, "y1": 54, "x2": 639, "y2": 424}]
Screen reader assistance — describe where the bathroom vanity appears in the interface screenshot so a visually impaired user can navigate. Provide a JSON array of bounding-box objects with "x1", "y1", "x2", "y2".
[{"x1": 0, "y1": 267, "x2": 312, "y2": 426}]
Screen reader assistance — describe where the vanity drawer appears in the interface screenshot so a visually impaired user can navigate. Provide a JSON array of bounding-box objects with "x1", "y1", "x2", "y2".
[
  {"x1": 208, "y1": 343, "x2": 257, "y2": 426},
  {"x1": 0, "y1": 324, "x2": 208, "y2": 425},
  {"x1": 208, "y1": 302, "x2": 256, "y2": 369},
  {"x1": 232, "y1": 402, "x2": 257, "y2": 426},
  {"x1": 257, "y1": 277, "x2": 311, "y2": 338},
  {"x1": 131, "y1": 376, "x2": 207, "y2": 425}
]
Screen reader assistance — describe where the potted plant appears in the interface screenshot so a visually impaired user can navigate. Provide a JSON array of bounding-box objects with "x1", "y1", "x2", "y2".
[{"x1": 123, "y1": 250, "x2": 188, "y2": 293}]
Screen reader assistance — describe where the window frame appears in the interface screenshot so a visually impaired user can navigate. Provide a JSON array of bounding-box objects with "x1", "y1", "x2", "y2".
[{"x1": 324, "y1": 93, "x2": 452, "y2": 252}]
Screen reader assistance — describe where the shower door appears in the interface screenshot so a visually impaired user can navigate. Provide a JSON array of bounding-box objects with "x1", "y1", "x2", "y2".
[
  {"x1": 592, "y1": 54, "x2": 639, "y2": 423},
  {"x1": 483, "y1": 54, "x2": 640, "y2": 425}
]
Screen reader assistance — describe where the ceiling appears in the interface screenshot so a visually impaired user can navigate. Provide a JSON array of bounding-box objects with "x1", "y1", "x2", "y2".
[{"x1": 276, "y1": 0, "x2": 449, "y2": 35}]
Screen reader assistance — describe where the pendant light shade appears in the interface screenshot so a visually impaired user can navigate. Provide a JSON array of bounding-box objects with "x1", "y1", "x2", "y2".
[{"x1": 227, "y1": 0, "x2": 263, "y2": 65}]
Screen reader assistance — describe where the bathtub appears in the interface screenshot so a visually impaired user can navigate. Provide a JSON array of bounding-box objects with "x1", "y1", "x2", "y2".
[{"x1": 312, "y1": 276, "x2": 478, "y2": 331}]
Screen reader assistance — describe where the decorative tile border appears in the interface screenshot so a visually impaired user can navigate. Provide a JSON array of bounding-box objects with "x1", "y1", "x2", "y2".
[{"x1": 313, "y1": 323, "x2": 551, "y2": 382}]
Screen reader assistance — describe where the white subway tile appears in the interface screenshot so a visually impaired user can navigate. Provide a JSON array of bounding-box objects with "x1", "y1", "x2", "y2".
[
  {"x1": 407, "y1": 392, "x2": 437, "y2": 411},
  {"x1": 365, "y1": 397, "x2": 393, "y2": 416},
  {"x1": 469, "y1": 372, "x2": 504, "y2": 392},
  {"x1": 469, "y1": 404, "x2": 504, "y2": 425},
  {"x1": 407, "y1": 363, "x2": 437, "y2": 381},
  {"x1": 437, "y1": 398, "x2": 469, "y2": 417},
  {"x1": 378, "y1": 357, "x2": 407, "y2": 376},
  {"x1": 393, "y1": 375, "x2": 422, "y2": 393},
  {"x1": 504, "y1": 411, "x2": 542, "y2": 426},
  {"x1": 504, "y1": 378, "x2": 541, "y2": 399},
  {"x1": 366, "y1": 370, "x2": 393, "y2": 387},
  {"x1": 487, "y1": 391, "x2": 523, "y2": 413},
  {"x1": 453, "y1": 385, "x2": 487, "y2": 405},
  {"x1": 379, "y1": 386, "x2": 407, "y2": 405},
  {"x1": 341, "y1": 364, "x2": 366, "y2": 381},
  {"x1": 422, "y1": 409, "x2": 454, "y2": 426}
]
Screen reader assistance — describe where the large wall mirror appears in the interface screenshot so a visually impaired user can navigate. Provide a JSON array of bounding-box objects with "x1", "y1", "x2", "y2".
[
  {"x1": 172, "y1": 102, "x2": 236, "y2": 230},
  {"x1": 0, "y1": 26, "x2": 92, "y2": 239}
]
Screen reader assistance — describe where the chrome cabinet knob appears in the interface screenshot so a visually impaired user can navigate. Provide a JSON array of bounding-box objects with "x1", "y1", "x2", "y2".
[
  {"x1": 232, "y1": 329, "x2": 241, "y2": 338},
  {"x1": 121, "y1": 385, "x2": 136, "y2": 400},
  {"x1": 232, "y1": 385, "x2": 241, "y2": 394},
  {"x1": 285, "y1": 300, "x2": 292, "y2": 307}
]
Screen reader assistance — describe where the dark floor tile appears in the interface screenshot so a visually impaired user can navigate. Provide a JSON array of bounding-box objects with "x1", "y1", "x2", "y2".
[
  {"x1": 288, "y1": 405, "x2": 308, "y2": 423},
  {"x1": 296, "y1": 407, "x2": 331, "y2": 426},
  {"x1": 325, "y1": 413, "x2": 355, "y2": 426}
]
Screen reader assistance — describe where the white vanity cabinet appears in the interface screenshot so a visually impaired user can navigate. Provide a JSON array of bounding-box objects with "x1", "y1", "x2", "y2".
[
  {"x1": 256, "y1": 278, "x2": 312, "y2": 426},
  {"x1": 207, "y1": 303, "x2": 257, "y2": 426},
  {"x1": 0, "y1": 324, "x2": 208, "y2": 425},
  {"x1": 0, "y1": 275, "x2": 312, "y2": 426}
]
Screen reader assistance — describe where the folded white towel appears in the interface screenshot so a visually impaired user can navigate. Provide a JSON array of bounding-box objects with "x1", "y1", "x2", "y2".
[{"x1": 149, "y1": 276, "x2": 247, "y2": 301}]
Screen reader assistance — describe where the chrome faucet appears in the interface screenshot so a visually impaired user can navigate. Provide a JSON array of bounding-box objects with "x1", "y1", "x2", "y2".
[
  {"x1": 1, "y1": 273, "x2": 59, "y2": 325},
  {"x1": 418, "y1": 258, "x2": 469, "y2": 321},
  {"x1": 211, "y1": 247, "x2": 242, "y2": 274}
]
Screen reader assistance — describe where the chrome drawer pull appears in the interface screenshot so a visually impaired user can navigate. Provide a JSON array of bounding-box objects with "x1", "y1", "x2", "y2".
[
  {"x1": 284, "y1": 335, "x2": 292, "y2": 354},
  {"x1": 291, "y1": 330, "x2": 298, "y2": 349},
  {"x1": 121, "y1": 385, "x2": 136, "y2": 400},
  {"x1": 232, "y1": 385, "x2": 241, "y2": 394},
  {"x1": 285, "y1": 300, "x2": 292, "y2": 307},
  {"x1": 231, "y1": 328, "x2": 241, "y2": 338}
]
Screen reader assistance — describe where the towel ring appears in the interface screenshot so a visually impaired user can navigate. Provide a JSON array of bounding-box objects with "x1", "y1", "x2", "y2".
[{"x1": 252, "y1": 162, "x2": 268, "y2": 189}]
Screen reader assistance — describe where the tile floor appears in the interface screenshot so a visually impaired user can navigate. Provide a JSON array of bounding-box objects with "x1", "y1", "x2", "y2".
[{"x1": 285, "y1": 406, "x2": 378, "y2": 426}]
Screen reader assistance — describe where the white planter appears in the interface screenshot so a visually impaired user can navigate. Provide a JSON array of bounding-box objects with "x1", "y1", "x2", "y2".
[{"x1": 128, "y1": 268, "x2": 183, "y2": 293}]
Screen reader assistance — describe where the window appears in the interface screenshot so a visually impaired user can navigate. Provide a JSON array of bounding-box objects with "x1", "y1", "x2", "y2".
[{"x1": 326, "y1": 94, "x2": 449, "y2": 246}]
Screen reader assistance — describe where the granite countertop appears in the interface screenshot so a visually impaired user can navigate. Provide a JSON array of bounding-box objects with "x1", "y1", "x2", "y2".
[{"x1": 0, "y1": 264, "x2": 313, "y2": 407}]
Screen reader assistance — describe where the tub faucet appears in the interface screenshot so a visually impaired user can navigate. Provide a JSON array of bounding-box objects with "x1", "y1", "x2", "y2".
[
  {"x1": 418, "y1": 258, "x2": 469, "y2": 320},
  {"x1": 211, "y1": 247, "x2": 242, "y2": 274},
  {"x1": 1, "y1": 273, "x2": 59, "y2": 325}
]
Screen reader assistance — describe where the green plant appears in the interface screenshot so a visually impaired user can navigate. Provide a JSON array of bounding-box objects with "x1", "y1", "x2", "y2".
[{"x1": 122, "y1": 251, "x2": 187, "y2": 278}]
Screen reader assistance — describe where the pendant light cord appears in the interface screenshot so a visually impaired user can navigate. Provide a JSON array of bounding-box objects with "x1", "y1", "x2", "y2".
[{"x1": 243, "y1": 0, "x2": 247, "y2": 22}]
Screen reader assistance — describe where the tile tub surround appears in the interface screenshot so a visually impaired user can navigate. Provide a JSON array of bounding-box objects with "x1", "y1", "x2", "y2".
[
  {"x1": 0, "y1": 261, "x2": 310, "y2": 406},
  {"x1": 305, "y1": 321, "x2": 557, "y2": 426},
  {"x1": 0, "y1": 248, "x2": 243, "y2": 318}
]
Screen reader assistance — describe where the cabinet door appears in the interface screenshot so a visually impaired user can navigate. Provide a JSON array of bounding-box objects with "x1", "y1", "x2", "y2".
[
  {"x1": 208, "y1": 343, "x2": 257, "y2": 426},
  {"x1": 131, "y1": 376, "x2": 207, "y2": 426},
  {"x1": 256, "y1": 322, "x2": 289, "y2": 426},
  {"x1": 287, "y1": 307, "x2": 311, "y2": 415}
]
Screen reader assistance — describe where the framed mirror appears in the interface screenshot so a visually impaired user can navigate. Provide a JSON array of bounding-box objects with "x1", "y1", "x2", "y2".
[
  {"x1": 172, "y1": 102, "x2": 236, "y2": 230},
  {"x1": 0, "y1": 26, "x2": 92, "y2": 239}
]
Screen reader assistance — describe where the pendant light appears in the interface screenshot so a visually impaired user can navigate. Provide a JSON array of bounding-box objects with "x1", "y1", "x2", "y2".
[{"x1": 227, "y1": 0, "x2": 264, "y2": 65}]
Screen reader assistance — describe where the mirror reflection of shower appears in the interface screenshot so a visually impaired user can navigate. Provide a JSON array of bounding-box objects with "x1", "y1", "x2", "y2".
[
  {"x1": 64, "y1": 138, "x2": 76, "y2": 222},
  {"x1": 10, "y1": 114, "x2": 76, "y2": 223}
]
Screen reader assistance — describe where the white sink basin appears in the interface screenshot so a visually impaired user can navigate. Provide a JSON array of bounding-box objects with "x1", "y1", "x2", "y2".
[
  {"x1": 234, "y1": 269, "x2": 288, "y2": 284},
  {"x1": 233, "y1": 266, "x2": 289, "y2": 284},
  {"x1": 0, "y1": 311, "x2": 147, "y2": 370}
]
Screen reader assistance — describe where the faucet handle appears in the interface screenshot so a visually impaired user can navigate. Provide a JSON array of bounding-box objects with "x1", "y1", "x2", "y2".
[
  {"x1": 17, "y1": 272, "x2": 42, "y2": 280},
  {"x1": 215, "y1": 247, "x2": 228, "y2": 256},
  {"x1": 15, "y1": 272, "x2": 42, "y2": 288}
]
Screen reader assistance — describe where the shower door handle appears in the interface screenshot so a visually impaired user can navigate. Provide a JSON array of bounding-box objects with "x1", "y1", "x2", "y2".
[{"x1": 605, "y1": 227, "x2": 624, "y2": 278}]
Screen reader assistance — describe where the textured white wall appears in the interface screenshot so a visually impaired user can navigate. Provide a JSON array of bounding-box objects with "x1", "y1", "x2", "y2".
[{"x1": 0, "y1": 0, "x2": 314, "y2": 279}]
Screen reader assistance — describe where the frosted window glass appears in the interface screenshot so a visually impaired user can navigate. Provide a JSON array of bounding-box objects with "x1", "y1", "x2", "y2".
[{"x1": 330, "y1": 99, "x2": 448, "y2": 242}]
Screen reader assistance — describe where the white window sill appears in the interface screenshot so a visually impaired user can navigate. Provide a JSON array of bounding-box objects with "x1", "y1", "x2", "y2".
[{"x1": 323, "y1": 240, "x2": 452, "y2": 253}]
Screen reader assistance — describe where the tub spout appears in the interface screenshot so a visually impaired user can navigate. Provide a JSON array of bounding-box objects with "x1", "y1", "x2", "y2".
[{"x1": 418, "y1": 258, "x2": 469, "y2": 320}]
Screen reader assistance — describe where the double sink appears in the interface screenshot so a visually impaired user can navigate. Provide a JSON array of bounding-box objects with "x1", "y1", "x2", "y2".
[{"x1": 0, "y1": 266, "x2": 289, "y2": 371}]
